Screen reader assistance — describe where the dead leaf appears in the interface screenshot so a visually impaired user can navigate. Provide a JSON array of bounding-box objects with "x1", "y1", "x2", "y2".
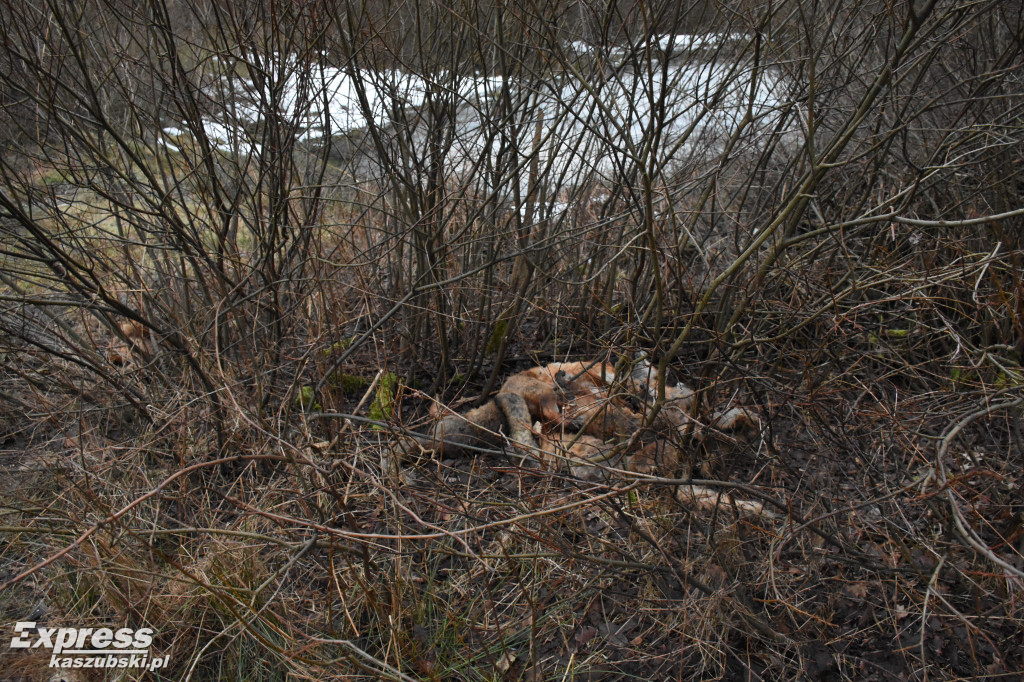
[
  {"x1": 495, "y1": 650, "x2": 516, "y2": 673},
  {"x1": 844, "y1": 582, "x2": 871, "y2": 599},
  {"x1": 575, "y1": 625, "x2": 597, "y2": 647}
]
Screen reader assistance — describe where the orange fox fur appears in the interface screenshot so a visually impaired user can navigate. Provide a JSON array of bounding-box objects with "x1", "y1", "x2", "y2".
[
  {"x1": 418, "y1": 358, "x2": 759, "y2": 482},
  {"x1": 535, "y1": 427, "x2": 623, "y2": 478},
  {"x1": 424, "y1": 392, "x2": 535, "y2": 456},
  {"x1": 502, "y1": 360, "x2": 651, "y2": 440},
  {"x1": 108, "y1": 318, "x2": 152, "y2": 364},
  {"x1": 499, "y1": 372, "x2": 563, "y2": 423}
]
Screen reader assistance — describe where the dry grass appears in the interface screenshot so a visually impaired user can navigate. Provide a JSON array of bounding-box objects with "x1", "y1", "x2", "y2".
[
  {"x1": 1, "y1": 1, "x2": 1023, "y2": 678},
  {"x1": 2, "y1": 282, "x2": 1022, "y2": 680}
]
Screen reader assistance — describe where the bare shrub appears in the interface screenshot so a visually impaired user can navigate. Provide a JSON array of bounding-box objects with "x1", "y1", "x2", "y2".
[{"x1": 1, "y1": 0, "x2": 1022, "y2": 678}]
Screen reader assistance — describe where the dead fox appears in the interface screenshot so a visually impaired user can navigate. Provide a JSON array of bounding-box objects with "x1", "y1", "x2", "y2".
[
  {"x1": 408, "y1": 356, "x2": 767, "y2": 518},
  {"x1": 502, "y1": 359, "x2": 658, "y2": 440},
  {"x1": 108, "y1": 318, "x2": 152, "y2": 364},
  {"x1": 414, "y1": 360, "x2": 622, "y2": 457},
  {"x1": 535, "y1": 426, "x2": 624, "y2": 478},
  {"x1": 419, "y1": 391, "x2": 536, "y2": 456},
  {"x1": 415, "y1": 357, "x2": 758, "y2": 477},
  {"x1": 499, "y1": 371, "x2": 563, "y2": 423}
]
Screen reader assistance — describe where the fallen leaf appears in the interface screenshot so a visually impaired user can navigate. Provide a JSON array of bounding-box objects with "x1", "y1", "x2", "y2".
[
  {"x1": 575, "y1": 625, "x2": 597, "y2": 647},
  {"x1": 844, "y1": 582, "x2": 871, "y2": 598},
  {"x1": 495, "y1": 651, "x2": 516, "y2": 674}
]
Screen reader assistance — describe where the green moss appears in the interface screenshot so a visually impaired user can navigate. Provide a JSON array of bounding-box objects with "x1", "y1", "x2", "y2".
[
  {"x1": 327, "y1": 372, "x2": 369, "y2": 396},
  {"x1": 324, "y1": 337, "x2": 355, "y2": 356},
  {"x1": 295, "y1": 385, "x2": 321, "y2": 412},
  {"x1": 996, "y1": 369, "x2": 1023, "y2": 389},
  {"x1": 950, "y1": 367, "x2": 979, "y2": 390},
  {"x1": 40, "y1": 169, "x2": 68, "y2": 186},
  {"x1": 485, "y1": 319, "x2": 508, "y2": 355},
  {"x1": 368, "y1": 372, "x2": 398, "y2": 423}
]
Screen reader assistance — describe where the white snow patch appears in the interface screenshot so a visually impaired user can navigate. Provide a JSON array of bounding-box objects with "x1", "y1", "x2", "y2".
[{"x1": 160, "y1": 41, "x2": 788, "y2": 189}]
